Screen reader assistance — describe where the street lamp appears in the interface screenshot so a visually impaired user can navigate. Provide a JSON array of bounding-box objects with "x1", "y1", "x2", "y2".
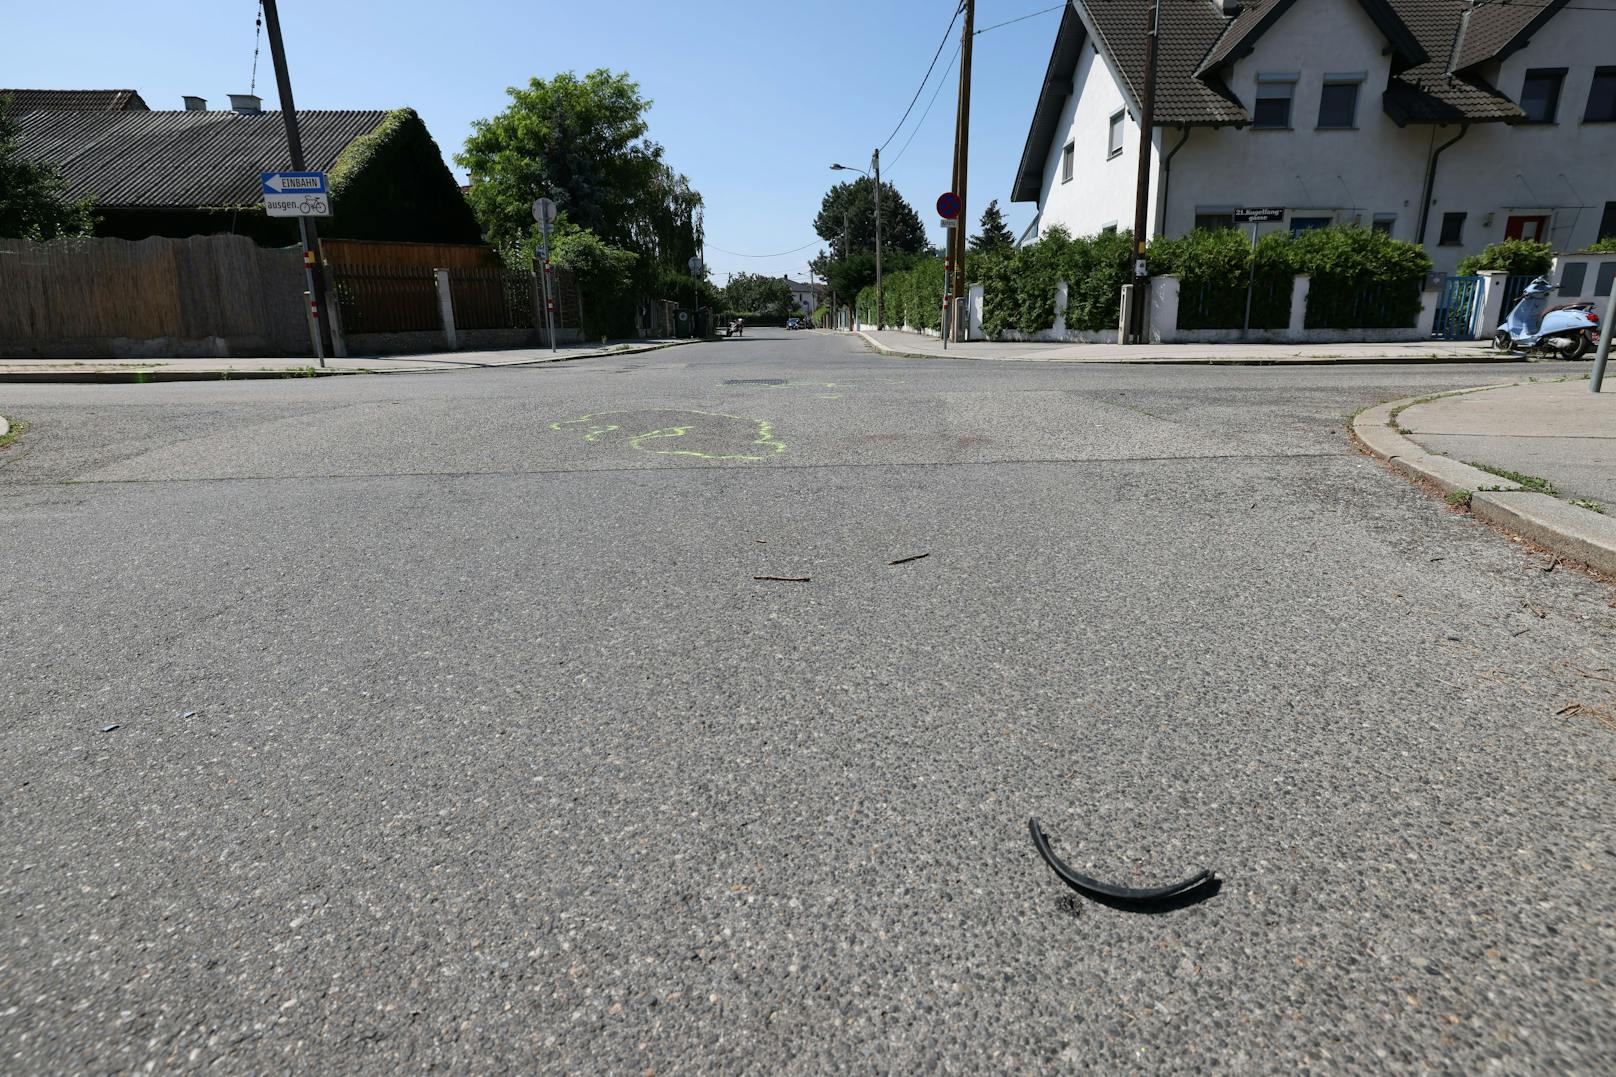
[{"x1": 831, "y1": 151, "x2": 883, "y2": 331}]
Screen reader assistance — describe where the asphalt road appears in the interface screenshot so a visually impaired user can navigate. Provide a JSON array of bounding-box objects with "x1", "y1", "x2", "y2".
[{"x1": 3, "y1": 332, "x2": 1613, "y2": 1074}]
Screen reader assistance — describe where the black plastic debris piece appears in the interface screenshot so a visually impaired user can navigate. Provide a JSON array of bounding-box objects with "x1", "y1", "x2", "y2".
[
  {"x1": 1028, "y1": 818, "x2": 1219, "y2": 912},
  {"x1": 100, "y1": 724, "x2": 120, "y2": 733}
]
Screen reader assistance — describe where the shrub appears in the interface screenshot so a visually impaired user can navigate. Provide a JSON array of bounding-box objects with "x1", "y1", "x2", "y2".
[
  {"x1": 1291, "y1": 227, "x2": 1430, "y2": 329},
  {"x1": 1145, "y1": 228, "x2": 1292, "y2": 330},
  {"x1": 1455, "y1": 239, "x2": 1553, "y2": 277},
  {"x1": 1584, "y1": 236, "x2": 1616, "y2": 253},
  {"x1": 971, "y1": 227, "x2": 1130, "y2": 337},
  {"x1": 550, "y1": 226, "x2": 640, "y2": 339}
]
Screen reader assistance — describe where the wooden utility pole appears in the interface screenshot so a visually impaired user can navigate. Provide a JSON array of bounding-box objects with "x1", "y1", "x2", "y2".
[
  {"x1": 260, "y1": 0, "x2": 334, "y2": 362},
  {"x1": 949, "y1": 0, "x2": 976, "y2": 342},
  {"x1": 1129, "y1": 0, "x2": 1161, "y2": 344}
]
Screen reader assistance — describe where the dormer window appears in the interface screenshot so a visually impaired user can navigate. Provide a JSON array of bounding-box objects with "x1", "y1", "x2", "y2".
[
  {"x1": 1317, "y1": 74, "x2": 1364, "y2": 129},
  {"x1": 1253, "y1": 74, "x2": 1297, "y2": 129}
]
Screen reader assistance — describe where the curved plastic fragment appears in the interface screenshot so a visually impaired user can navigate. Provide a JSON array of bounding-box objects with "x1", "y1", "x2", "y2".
[{"x1": 1028, "y1": 818, "x2": 1219, "y2": 911}]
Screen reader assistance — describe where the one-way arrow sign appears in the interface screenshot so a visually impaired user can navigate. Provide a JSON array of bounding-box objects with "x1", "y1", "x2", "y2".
[{"x1": 262, "y1": 171, "x2": 328, "y2": 195}]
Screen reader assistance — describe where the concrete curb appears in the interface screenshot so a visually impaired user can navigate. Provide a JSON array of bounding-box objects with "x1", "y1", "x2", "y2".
[
  {"x1": 0, "y1": 338, "x2": 700, "y2": 385},
  {"x1": 855, "y1": 329, "x2": 1509, "y2": 366},
  {"x1": 1352, "y1": 384, "x2": 1616, "y2": 575}
]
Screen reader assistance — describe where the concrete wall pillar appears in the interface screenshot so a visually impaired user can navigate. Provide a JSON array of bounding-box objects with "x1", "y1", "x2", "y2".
[
  {"x1": 1052, "y1": 280, "x2": 1069, "y2": 336},
  {"x1": 434, "y1": 268, "x2": 457, "y2": 350},
  {"x1": 1476, "y1": 270, "x2": 1509, "y2": 339},
  {"x1": 325, "y1": 284, "x2": 348, "y2": 358},
  {"x1": 968, "y1": 283, "x2": 984, "y2": 341},
  {"x1": 1415, "y1": 282, "x2": 1441, "y2": 337},
  {"x1": 1117, "y1": 283, "x2": 1131, "y2": 345},
  {"x1": 1149, "y1": 275, "x2": 1181, "y2": 343},
  {"x1": 1287, "y1": 275, "x2": 1311, "y2": 337}
]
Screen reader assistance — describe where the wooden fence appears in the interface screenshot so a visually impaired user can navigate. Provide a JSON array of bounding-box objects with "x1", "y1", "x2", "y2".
[
  {"x1": 0, "y1": 235, "x2": 308, "y2": 357},
  {"x1": 328, "y1": 263, "x2": 440, "y2": 335}
]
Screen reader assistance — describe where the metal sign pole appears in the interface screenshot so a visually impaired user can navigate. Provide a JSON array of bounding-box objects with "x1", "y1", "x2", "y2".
[
  {"x1": 1242, "y1": 222, "x2": 1258, "y2": 339},
  {"x1": 541, "y1": 235, "x2": 556, "y2": 354},
  {"x1": 1591, "y1": 286, "x2": 1615, "y2": 393}
]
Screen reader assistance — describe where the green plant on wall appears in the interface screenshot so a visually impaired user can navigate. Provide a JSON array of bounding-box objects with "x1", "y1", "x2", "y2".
[
  {"x1": 1455, "y1": 238, "x2": 1553, "y2": 277},
  {"x1": 327, "y1": 109, "x2": 482, "y2": 243}
]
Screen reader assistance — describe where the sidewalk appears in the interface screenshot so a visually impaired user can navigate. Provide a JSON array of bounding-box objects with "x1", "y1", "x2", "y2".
[
  {"x1": 0, "y1": 337, "x2": 692, "y2": 383},
  {"x1": 857, "y1": 328, "x2": 1502, "y2": 364},
  {"x1": 1353, "y1": 378, "x2": 1616, "y2": 575}
]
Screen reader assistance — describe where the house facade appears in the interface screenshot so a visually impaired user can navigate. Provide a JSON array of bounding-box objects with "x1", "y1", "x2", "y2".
[
  {"x1": 785, "y1": 277, "x2": 826, "y2": 316},
  {"x1": 1012, "y1": 0, "x2": 1616, "y2": 274}
]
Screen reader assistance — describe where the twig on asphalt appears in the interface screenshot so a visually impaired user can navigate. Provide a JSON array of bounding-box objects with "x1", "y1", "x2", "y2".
[
  {"x1": 1524, "y1": 601, "x2": 1548, "y2": 619},
  {"x1": 753, "y1": 575, "x2": 811, "y2": 583},
  {"x1": 1543, "y1": 557, "x2": 1560, "y2": 573},
  {"x1": 888, "y1": 553, "x2": 931, "y2": 566}
]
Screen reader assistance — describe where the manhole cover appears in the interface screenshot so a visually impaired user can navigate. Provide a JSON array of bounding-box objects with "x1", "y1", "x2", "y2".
[{"x1": 723, "y1": 378, "x2": 787, "y2": 386}]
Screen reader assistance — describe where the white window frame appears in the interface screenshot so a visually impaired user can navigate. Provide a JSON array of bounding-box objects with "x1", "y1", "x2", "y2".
[
  {"x1": 1061, "y1": 141, "x2": 1075, "y2": 183},
  {"x1": 1107, "y1": 110, "x2": 1125, "y2": 159}
]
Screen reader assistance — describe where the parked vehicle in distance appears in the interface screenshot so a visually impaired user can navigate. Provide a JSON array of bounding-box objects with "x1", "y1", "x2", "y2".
[
  {"x1": 786, "y1": 317, "x2": 800, "y2": 330},
  {"x1": 1493, "y1": 276, "x2": 1599, "y2": 359}
]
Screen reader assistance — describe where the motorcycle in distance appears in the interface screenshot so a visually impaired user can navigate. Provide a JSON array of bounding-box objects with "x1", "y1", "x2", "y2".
[{"x1": 1492, "y1": 275, "x2": 1599, "y2": 359}]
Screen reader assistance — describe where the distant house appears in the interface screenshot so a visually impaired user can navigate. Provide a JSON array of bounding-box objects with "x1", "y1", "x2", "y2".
[
  {"x1": 783, "y1": 276, "x2": 826, "y2": 316},
  {"x1": 1011, "y1": 0, "x2": 1616, "y2": 273},
  {"x1": 6, "y1": 89, "x2": 481, "y2": 246}
]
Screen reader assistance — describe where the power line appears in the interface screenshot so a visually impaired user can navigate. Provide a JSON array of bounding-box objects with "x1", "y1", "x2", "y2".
[
  {"x1": 878, "y1": 1, "x2": 967, "y2": 153},
  {"x1": 706, "y1": 238, "x2": 824, "y2": 259},
  {"x1": 975, "y1": 3, "x2": 1064, "y2": 35},
  {"x1": 886, "y1": 45, "x2": 961, "y2": 173}
]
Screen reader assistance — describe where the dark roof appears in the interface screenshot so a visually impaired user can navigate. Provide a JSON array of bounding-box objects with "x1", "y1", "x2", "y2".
[
  {"x1": 14, "y1": 108, "x2": 388, "y2": 208},
  {"x1": 1, "y1": 89, "x2": 148, "y2": 112},
  {"x1": 1198, "y1": 0, "x2": 1427, "y2": 75},
  {"x1": 1084, "y1": 0, "x2": 1247, "y2": 126},
  {"x1": 1451, "y1": 0, "x2": 1569, "y2": 71},
  {"x1": 1382, "y1": 0, "x2": 1524, "y2": 125}
]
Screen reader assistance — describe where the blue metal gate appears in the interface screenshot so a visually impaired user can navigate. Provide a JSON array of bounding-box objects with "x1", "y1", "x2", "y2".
[
  {"x1": 1432, "y1": 275, "x2": 1482, "y2": 340},
  {"x1": 1499, "y1": 274, "x2": 1537, "y2": 320}
]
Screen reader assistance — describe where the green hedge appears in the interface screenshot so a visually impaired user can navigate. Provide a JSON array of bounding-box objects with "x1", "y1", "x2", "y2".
[
  {"x1": 1144, "y1": 229, "x2": 1292, "y2": 330},
  {"x1": 971, "y1": 226, "x2": 1131, "y2": 337},
  {"x1": 1455, "y1": 239, "x2": 1553, "y2": 277},
  {"x1": 550, "y1": 227, "x2": 640, "y2": 339},
  {"x1": 1290, "y1": 227, "x2": 1430, "y2": 329}
]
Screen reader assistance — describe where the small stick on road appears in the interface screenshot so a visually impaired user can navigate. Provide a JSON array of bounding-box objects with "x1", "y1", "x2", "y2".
[
  {"x1": 754, "y1": 575, "x2": 811, "y2": 583},
  {"x1": 888, "y1": 553, "x2": 931, "y2": 566}
]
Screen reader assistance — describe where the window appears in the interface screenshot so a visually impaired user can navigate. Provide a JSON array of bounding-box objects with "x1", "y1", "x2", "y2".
[
  {"x1": 1100, "y1": 222, "x2": 1118, "y2": 233},
  {"x1": 1598, "y1": 261, "x2": 1616, "y2": 298},
  {"x1": 1107, "y1": 110, "x2": 1125, "y2": 158},
  {"x1": 1372, "y1": 214, "x2": 1396, "y2": 236},
  {"x1": 1061, "y1": 142, "x2": 1074, "y2": 183},
  {"x1": 1194, "y1": 212, "x2": 1236, "y2": 231},
  {"x1": 1519, "y1": 68, "x2": 1566, "y2": 124},
  {"x1": 1559, "y1": 261, "x2": 1588, "y2": 297},
  {"x1": 1289, "y1": 216, "x2": 1331, "y2": 236},
  {"x1": 1317, "y1": 77, "x2": 1362, "y2": 128},
  {"x1": 1439, "y1": 211, "x2": 1466, "y2": 246},
  {"x1": 1253, "y1": 75, "x2": 1296, "y2": 129},
  {"x1": 1587, "y1": 68, "x2": 1616, "y2": 122},
  {"x1": 1600, "y1": 201, "x2": 1616, "y2": 243}
]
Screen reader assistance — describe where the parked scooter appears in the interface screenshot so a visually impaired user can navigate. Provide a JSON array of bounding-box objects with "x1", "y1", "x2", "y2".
[{"x1": 1492, "y1": 275, "x2": 1599, "y2": 359}]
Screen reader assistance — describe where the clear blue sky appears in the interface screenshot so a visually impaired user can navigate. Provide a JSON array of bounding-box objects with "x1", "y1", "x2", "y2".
[{"x1": 3, "y1": 0, "x2": 1064, "y2": 282}]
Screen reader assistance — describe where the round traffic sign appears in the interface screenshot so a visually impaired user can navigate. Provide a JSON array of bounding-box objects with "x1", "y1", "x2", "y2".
[
  {"x1": 531, "y1": 197, "x2": 558, "y2": 228},
  {"x1": 936, "y1": 192, "x2": 961, "y2": 220}
]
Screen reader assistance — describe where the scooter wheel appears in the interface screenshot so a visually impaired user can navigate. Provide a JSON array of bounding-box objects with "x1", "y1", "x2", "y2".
[{"x1": 1492, "y1": 330, "x2": 1514, "y2": 353}]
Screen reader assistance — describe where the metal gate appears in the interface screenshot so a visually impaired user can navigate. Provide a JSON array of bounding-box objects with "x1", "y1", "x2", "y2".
[
  {"x1": 1431, "y1": 274, "x2": 1482, "y2": 340},
  {"x1": 1499, "y1": 273, "x2": 1537, "y2": 320}
]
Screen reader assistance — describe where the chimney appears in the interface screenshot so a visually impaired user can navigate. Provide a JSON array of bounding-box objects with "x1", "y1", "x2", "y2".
[
  {"x1": 1215, "y1": 0, "x2": 1241, "y2": 14},
  {"x1": 182, "y1": 95, "x2": 207, "y2": 111},
  {"x1": 228, "y1": 93, "x2": 262, "y2": 115}
]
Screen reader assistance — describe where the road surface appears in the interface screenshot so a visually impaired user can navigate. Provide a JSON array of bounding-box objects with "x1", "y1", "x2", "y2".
[{"x1": 3, "y1": 331, "x2": 1612, "y2": 1073}]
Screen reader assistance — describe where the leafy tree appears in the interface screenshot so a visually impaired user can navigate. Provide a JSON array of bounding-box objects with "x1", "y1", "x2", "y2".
[
  {"x1": 0, "y1": 94, "x2": 96, "y2": 240},
  {"x1": 457, "y1": 70, "x2": 701, "y2": 270},
  {"x1": 969, "y1": 199, "x2": 1014, "y2": 252},
  {"x1": 548, "y1": 223, "x2": 641, "y2": 339},
  {"x1": 812, "y1": 177, "x2": 927, "y2": 257},
  {"x1": 721, "y1": 272, "x2": 796, "y2": 316}
]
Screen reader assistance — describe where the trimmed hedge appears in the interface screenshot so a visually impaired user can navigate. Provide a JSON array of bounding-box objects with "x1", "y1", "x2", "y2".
[
  {"x1": 971, "y1": 226, "x2": 1132, "y2": 338},
  {"x1": 1455, "y1": 239, "x2": 1552, "y2": 277},
  {"x1": 1290, "y1": 227, "x2": 1430, "y2": 329},
  {"x1": 1145, "y1": 228, "x2": 1291, "y2": 330}
]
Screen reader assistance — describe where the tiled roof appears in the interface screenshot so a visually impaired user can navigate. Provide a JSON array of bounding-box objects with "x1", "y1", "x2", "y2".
[
  {"x1": 14, "y1": 109, "x2": 388, "y2": 208},
  {"x1": 1383, "y1": 0, "x2": 1523, "y2": 124},
  {"x1": 1084, "y1": 0, "x2": 1247, "y2": 125},
  {"x1": 1, "y1": 89, "x2": 149, "y2": 112},
  {"x1": 1451, "y1": 0, "x2": 1569, "y2": 71}
]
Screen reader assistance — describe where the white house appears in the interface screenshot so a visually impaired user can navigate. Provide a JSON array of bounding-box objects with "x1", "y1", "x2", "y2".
[
  {"x1": 1012, "y1": 0, "x2": 1616, "y2": 274},
  {"x1": 784, "y1": 277, "x2": 826, "y2": 316}
]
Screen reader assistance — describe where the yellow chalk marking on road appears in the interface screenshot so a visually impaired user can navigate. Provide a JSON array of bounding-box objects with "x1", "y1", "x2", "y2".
[{"x1": 549, "y1": 409, "x2": 788, "y2": 462}]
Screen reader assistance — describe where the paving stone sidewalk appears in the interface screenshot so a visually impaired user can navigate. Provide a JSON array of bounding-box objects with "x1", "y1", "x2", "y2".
[{"x1": 857, "y1": 328, "x2": 1501, "y2": 364}]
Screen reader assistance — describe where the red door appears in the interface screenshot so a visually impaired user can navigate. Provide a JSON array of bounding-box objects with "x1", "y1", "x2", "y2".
[{"x1": 1505, "y1": 215, "x2": 1549, "y2": 241}]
